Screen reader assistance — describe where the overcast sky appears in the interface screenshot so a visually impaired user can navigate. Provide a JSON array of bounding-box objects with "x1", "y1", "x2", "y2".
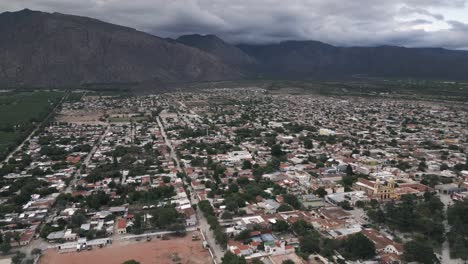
[{"x1": 2, "y1": 0, "x2": 468, "y2": 49}]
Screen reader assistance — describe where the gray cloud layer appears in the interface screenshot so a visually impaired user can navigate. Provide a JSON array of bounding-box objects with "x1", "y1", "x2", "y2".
[{"x1": 1, "y1": 0, "x2": 468, "y2": 49}]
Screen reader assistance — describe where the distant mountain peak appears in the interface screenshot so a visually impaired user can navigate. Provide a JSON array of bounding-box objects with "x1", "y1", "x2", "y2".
[{"x1": 177, "y1": 33, "x2": 257, "y2": 69}]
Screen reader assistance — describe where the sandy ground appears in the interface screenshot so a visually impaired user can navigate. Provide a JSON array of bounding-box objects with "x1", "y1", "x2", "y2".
[{"x1": 40, "y1": 234, "x2": 211, "y2": 264}]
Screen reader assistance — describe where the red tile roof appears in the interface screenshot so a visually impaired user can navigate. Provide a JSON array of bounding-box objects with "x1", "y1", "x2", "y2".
[
  {"x1": 362, "y1": 229, "x2": 403, "y2": 253},
  {"x1": 117, "y1": 218, "x2": 127, "y2": 229},
  {"x1": 357, "y1": 178, "x2": 376, "y2": 188}
]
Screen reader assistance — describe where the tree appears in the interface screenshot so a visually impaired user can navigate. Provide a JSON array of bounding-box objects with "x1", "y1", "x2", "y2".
[
  {"x1": 214, "y1": 227, "x2": 228, "y2": 247},
  {"x1": 225, "y1": 199, "x2": 239, "y2": 212},
  {"x1": 341, "y1": 175, "x2": 356, "y2": 191},
  {"x1": 304, "y1": 139, "x2": 313, "y2": 149},
  {"x1": 440, "y1": 163, "x2": 449, "y2": 171},
  {"x1": 346, "y1": 164, "x2": 354, "y2": 176},
  {"x1": 292, "y1": 220, "x2": 314, "y2": 235},
  {"x1": 271, "y1": 144, "x2": 284, "y2": 157},
  {"x1": 338, "y1": 200, "x2": 352, "y2": 210},
  {"x1": 122, "y1": 260, "x2": 140, "y2": 264},
  {"x1": 85, "y1": 191, "x2": 110, "y2": 210},
  {"x1": 11, "y1": 251, "x2": 26, "y2": 264},
  {"x1": 447, "y1": 199, "x2": 468, "y2": 259},
  {"x1": 242, "y1": 160, "x2": 252, "y2": 170},
  {"x1": 314, "y1": 187, "x2": 327, "y2": 198},
  {"x1": 0, "y1": 242, "x2": 11, "y2": 254},
  {"x1": 131, "y1": 214, "x2": 143, "y2": 234},
  {"x1": 151, "y1": 207, "x2": 182, "y2": 228},
  {"x1": 403, "y1": 240, "x2": 439, "y2": 264},
  {"x1": 277, "y1": 204, "x2": 293, "y2": 212},
  {"x1": 228, "y1": 183, "x2": 239, "y2": 193},
  {"x1": 418, "y1": 161, "x2": 428, "y2": 172},
  {"x1": 235, "y1": 229, "x2": 252, "y2": 241},
  {"x1": 355, "y1": 200, "x2": 365, "y2": 208},
  {"x1": 71, "y1": 211, "x2": 87, "y2": 227},
  {"x1": 283, "y1": 260, "x2": 295, "y2": 264},
  {"x1": 162, "y1": 176, "x2": 171, "y2": 183},
  {"x1": 272, "y1": 220, "x2": 289, "y2": 232},
  {"x1": 221, "y1": 211, "x2": 233, "y2": 220},
  {"x1": 221, "y1": 251, "x2": 247, "y2": 264},
  {"x1": 300, "y1": 233, "x2": 320, "y2": 254},
  {"x1": 31, "y1": 248, "x2": 42, "y2": 256},
  {"x1": 368, "y1": 209, "x2": 386, "y2": 223},
  {"x1": 342, "y1": 233, "x2": 376, "y2": 260},
  {"x1": 283, "y1": 194, "x2": 302, "y2": 209}
]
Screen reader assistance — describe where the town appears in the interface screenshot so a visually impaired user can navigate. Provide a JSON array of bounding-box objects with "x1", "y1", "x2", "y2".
[{"x1": 0, "y1": 88, "x2": 467, "y2": 264}]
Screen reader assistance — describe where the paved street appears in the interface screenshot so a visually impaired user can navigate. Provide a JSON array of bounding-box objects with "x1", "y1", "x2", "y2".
[
  {"x1": 66, "y1": 125, "x2": 109, "y2": 193},
  {"x1": 156, "y1": 115, "x2": 181, "y2": 171},
  {"x1": 157, "y1": 113, "x2": 222, "y2": 263},
  {"x1": 438, "y1": 193, "x2": 464, "y2": 264}
]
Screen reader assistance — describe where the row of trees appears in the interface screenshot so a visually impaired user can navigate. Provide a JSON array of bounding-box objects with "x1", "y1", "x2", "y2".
[
  {"x1": 447, "y1": 199, "x2": 468, "y2": 260},
  {"x1": 198, "y1": 200, "x2": 228, "y2": 247}
]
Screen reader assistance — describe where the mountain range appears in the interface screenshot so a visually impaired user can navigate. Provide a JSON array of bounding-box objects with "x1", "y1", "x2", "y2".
[{"x1": 1, "y1": 9, "x2": 468, "y2": 89}]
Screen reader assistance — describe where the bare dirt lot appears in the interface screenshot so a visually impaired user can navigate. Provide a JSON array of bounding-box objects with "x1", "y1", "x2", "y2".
[
  {"x1": 40, "y1": 234, "x2": 211, "y2": 264},
  {"x1": 56, "y1": 109, "x2": 106, "y2": 125}
]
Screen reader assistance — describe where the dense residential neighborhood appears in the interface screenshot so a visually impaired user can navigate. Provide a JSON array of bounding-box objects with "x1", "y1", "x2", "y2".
[{"x1": 0, "y1": 88, "x2": 467, "y2": 264}]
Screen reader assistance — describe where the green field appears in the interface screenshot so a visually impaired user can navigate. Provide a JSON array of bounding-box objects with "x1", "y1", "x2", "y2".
[
  {"x1": 0, "y1": 131, "x2": 17, "y2": 151},
  {"x1": 0, "y1": 90, "x2": 64, "y2": 160}
]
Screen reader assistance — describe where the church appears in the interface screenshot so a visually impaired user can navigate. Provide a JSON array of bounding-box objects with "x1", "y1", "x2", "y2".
[{"x1": 353, "y1": 178, "x2": 397, "y2": 200}]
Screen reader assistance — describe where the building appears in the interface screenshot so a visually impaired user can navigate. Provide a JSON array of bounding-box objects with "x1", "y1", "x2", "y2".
[
  {"x1": 353, "y1": 178, "x2": 396, "y2": 200},
  {"x1": 435, "y1": 183, "x2": 466, "y2": 195},
  {"x1": 325, "y1": 191, "x2": 369, "y2": 206},
  {"x1": 19, "y1": 229, "x2": 35, "y2": 246},
  {"x1": 264, "y1": 240, "x2": 295, "y2": 256},
  {"x1": 362, "y1": 228, "x2": 403, "y2": 260},
  {"x1": 46, "y1": 229, "x2": 76, "y2": 242},
  {"x1": 258, "y1": 199, "x2": 280, "y2": 214},
  {"x1": 301, "y1": 194, "x2": 325, "y2": 208},
  {"x1": 116, "y1": 218, "x2": 127, "y2": 234}
]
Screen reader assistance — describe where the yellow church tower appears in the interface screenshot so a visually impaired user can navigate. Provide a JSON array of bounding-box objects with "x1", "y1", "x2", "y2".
[{"x1": 374, "y1": 177, "x2": 396, "y2": 200}]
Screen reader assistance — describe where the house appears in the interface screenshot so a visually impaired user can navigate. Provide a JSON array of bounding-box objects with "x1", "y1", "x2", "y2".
[
  {"x1": 19, "y1": 229, "x2": 35, "y2": 246},
  {"x1": 301, "y1": 194, "x2": 325, "y2": 208},
  {"x1": 379, "y1": 253, "x2": 401, "y2": 264},
  {"x1": 109, "y1": 206, "x2": 127, "y2": 215},
  {"x1": 259, "y1": 199, "x2": 281, "y2": 214},
  {"x1": 264, "y1": 240, "x2": 295, "y2": 256},
  {"x1": 228, "y1": 240, "x2": 254, "y2": 257},
  {"x1": 362, "y1": 229, "x2": 403, "y2": 255},
  {"x1": 66, "y1": 155, "x2": 81, "y2": 164},
  {"x1": 191, "y1": 180, "x2": 205, "y2": 191},
  {"x1": 435, "y1": 183, "x2": 465, "y2": 195},
  {"x1": 46, "y1": 229, "x2": 76, "y2": 242},
  {"x1": 116, "y1": 218, "x2": 127, "y2": 234},
  {"x1": 179, "y1": 205, "x2": 197, "y2": 226},
  {"x1": 80, "y1": 223, "x2": 91, "y2": 231}
]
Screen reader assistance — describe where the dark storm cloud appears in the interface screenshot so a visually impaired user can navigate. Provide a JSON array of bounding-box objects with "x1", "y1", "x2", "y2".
[{"x1": 1, "y1": 0, "x2": 468, "y2": 49}]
